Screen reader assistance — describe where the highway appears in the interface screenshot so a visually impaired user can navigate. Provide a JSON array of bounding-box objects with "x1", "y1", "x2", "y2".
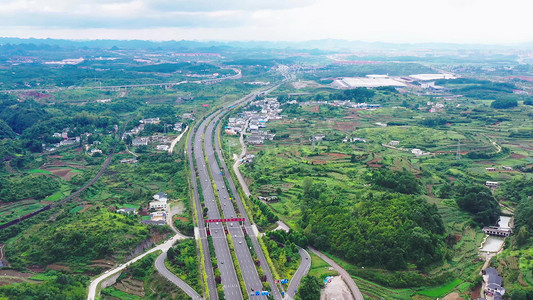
[
  {"x1": 192, "y1": 113, "x2": 243, "y2": 300},
  {"x1": 187, "y1": 86, "x2": 281, "y2": 299},
  {"x1": 187, "y1": 117, "x2": 220, "y2": 300},
  {"x1": 205, "y1": 113, "x2": 267, "y2": 299},
  {"x1": 212, "y1": 119, "x2": 283, "y2": 300}
]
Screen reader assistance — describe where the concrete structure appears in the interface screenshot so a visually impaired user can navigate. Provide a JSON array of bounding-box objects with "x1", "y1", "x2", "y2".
[
  {"x1": 149, "y1": 192, "x2": 168, "y2": 210},
  {"x1": 140, "y1": 117, "x2": 160, "y2": 124},
  {"x1": 117, "y1": 207, "x2": 136, "y2": 214},
  {"x1": 331, "y1": 77, "x2": 406, "y2": 88},
  {"x1": 485, "y1": 181, "x2": 500, "y2": 188},
  {"x1": 483, "y1": 226, "x2": 512, "y2": 237},
  {"x1": 389, "y1": 140, "x2": 400, "y2": 146},
  {"x1": 132, "y1": 137, "x2": 149, "y2": 146},
  {"x1": 409, "y1": 74, "x2": 456, "y2": 81}
]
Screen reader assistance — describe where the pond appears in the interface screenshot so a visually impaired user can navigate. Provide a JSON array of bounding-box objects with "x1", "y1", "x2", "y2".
[
  {"x1": 479, "y1": 236, "x2": 505, "y2": 252},
  {"x1": 498, "y1": 216, "x2": 511, "y2": 229}
]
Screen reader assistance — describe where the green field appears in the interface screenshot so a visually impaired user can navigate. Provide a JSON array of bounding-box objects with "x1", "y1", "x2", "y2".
[{"x1": 418, "y1": 278, "x2": 462, "y2": 298}]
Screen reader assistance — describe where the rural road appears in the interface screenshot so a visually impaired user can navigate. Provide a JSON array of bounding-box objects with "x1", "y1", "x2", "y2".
[
  {"x1": 169, "y1": 125, "x2": 188, "y2": 154},
  {"x1": 308, "y1": 247, "x2": 364, "y2": 300},
  {"x1": 87, "y1": 235, "x2": 179, "y2": 300},
  {"x1": 155, "y1": 251, "x2": 202, "y2": 300},
  {"x1": 285, "y1": 247, "x2": 311, "y2": 299},
  {"x1": 88, "y1": 206, "x2": 193, "y2": 300}
]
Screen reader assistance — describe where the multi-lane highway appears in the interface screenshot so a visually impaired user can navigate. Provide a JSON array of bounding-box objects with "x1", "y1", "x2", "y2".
[
  {"x1": 213, "y1": 119, "x2": 283, "y2": 300},
  {"x1": 193, "y1": 112, "x2": 243, "y2": 300},
  {"x1": 188, "y1": 87, "x2": 281, "y2": 300}
]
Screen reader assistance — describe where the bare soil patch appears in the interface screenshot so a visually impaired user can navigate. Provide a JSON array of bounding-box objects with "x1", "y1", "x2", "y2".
[
  {"x1": 443, "y1": 292, "x2": 463, "y2": 300},
  {"x1": 48, "y1": 264, "x2": 71, "y2": 272},
  {"x1": 511, "y1": 153, "x2": 527, "y2": 159}
]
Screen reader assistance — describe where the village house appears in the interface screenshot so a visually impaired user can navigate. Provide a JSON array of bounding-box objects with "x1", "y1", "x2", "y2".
[
  {"x1": 140, "y1": 117, "x2": 160, "y2": 124},
  {"x1": 141, "y1": 211, "x2": 166, "y2": 226},
  {"x1": 174, "y1": 122, "x2": 183, "y2": 131},
  {"x1": 117, "y1": 207, "x2": 136, "y2": 214},
  {"x1": 89, "y1": 148, "x2": 103, "y2": 156},
  {"x1": 485, "y1": 181, "x2": 500, "y2": 188},
  {"x1": 485, "y1": 167, "x2": 497, "y2": 172},
  {"x1": 389, "y1": 140, "x2": 400, "y2": 146},
  {"x1": 149, "y1": 192, "x2": 168, "y2": 210},
  {"x1": 310, "y1": 135, "x2": 325, "y2": 142},
  {"x1": 502, "y1": 166, "x2": 513, "y2": 171},
  {"x1": 132, "y1": 137, "x2": 149, "y2": 147},
  {"x1": 156, "y1": 145, "x2": 170, "y2": 151},
  {"x1": 120, "y1": 158, "x2": 138, "y2": 164},
  {"x1": 182, "y1": 113, "x2": 195, "y2": 120},
  {"x1": 484, "y1": 268, "x2": 506, "y2": 298}
]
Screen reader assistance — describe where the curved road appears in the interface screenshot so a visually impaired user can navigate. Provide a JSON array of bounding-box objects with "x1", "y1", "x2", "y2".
[
  {"x1": 309, "y1": 247, "x2": 364, "y2": 300},
  {"x1": 285, "y1": 247, "x2": 311, "y2": 299},
  {"x1": 153, "y1": 201, "x2": 201, "y2": 300},
  {"x1": 87, "y1": 235, "x2": 183, "y2": 300},
  {"x1": 155, "y1": 251, "x2": 202, "y2": 300}
]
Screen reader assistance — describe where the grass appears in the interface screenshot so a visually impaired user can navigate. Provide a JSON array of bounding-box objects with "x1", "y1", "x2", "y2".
[
  {"x1": 308, "y1": 252, "x2": 337, "y2": 279},
  {"x1": 102, "y1": 287, "x2": 141, "y2": 300},
  {"x1": 28, "y1": 273, "x2": 58, "y2": 281},
  {"x1": 69, "y1": 205, "x2": 85, "y2": 214},
  {"x1": 417, "y1": 278, "x2": 462, "y2": 298},
  {"x1": 28, "y1": 169, "x2": 53, "y2": 174},
  {"x1": 352, "y1": 276, "x2": 415, "y2": 300},
  {"x1": 43, "y1": 191, "x2": 64, "y2": 202}
]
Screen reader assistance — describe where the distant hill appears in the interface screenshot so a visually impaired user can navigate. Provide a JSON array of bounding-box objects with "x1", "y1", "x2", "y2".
[{"x1": 0, "y1": 37, "x2": 530, "y2": 51}]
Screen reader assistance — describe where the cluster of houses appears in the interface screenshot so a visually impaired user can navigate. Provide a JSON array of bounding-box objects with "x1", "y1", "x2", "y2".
[
  {"x1": 485, "y1": 166, "x2": 514, "y2": 172},
  {"x1": 386, "y1": 140, "x2": 431, "y2": 157},
  {"x1": 343, "y1": 136, "x2": 366, "y2": 143},
  {"x1": 226, "y1": 97, "x2": 282, "y2": 146},
  {"x1": 427, "y1": 101, "x2": 445, "y2": 113},
  {"x1": 131, "y1": 133, "x2": 172, "y2": 150},
  {"x1": 116, "y1": 192, "x2": 169, "y2": 226},
  {"x1": 45, "y1": 129, "x2": 82, "y2": 152},
  {"x1": 123, "y1": 117, "x2": 187, "y2": 152}
]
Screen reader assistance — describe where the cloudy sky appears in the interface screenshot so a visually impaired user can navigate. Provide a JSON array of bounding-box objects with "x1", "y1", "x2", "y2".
[{"x1": 0, "y1": 0, "x2": 532, "y2": 44}]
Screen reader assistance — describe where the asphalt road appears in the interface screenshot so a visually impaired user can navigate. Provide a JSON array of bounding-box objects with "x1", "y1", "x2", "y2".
[
  {"x1": 193, "y1": 113, "x2": 243, "y2": 300},
  {"x1": 213, "y1": 119, "x2": 282, "y2": 300},
  {"x1": 155, "y1": 251, "x2": 202, "y2": 299},
  {"x1": 205, "y1": 113, "x2": 266, "y2": 299},
  {"x1": 187, "y1": 119, "x2": 218, "y2": 300},
  {"x1": 87, "y1": 235, "x2": 183, "y2": 300},
  {"x1": 285, "y1": 247, "x2": 311, "y2": 299}
]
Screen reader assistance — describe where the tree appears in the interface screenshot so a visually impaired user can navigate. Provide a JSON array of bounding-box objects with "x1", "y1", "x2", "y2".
[
  {"x1": 491, "y1": 99, "x2": 518, "y2": 109},
  {"x1": 296, "y1": 275, "x2": 323, "y2": 300},
  {"x1": 453, "y1": 184, "x2": 500, "y2": 226}
]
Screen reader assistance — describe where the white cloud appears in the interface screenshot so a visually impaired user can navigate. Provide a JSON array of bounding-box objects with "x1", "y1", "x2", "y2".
[{"x1": 0, "y1": 0, "x2": 531, "y2": 43}]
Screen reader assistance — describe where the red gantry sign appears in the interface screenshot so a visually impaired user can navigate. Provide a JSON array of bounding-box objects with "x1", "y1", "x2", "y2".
[{"x1": 206, "y1": 218, "x2": 245, "y2": 223}]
